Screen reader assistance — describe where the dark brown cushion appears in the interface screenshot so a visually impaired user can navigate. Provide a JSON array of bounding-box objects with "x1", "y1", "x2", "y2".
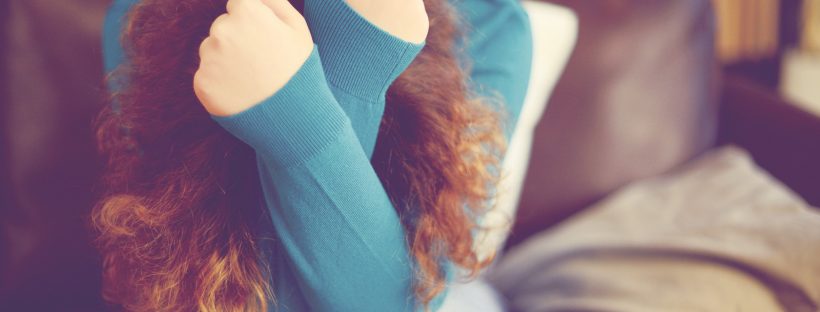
[
  {"x1": 511, "y1": 0, "x2": 720, "y2": 245},
  {"x1": 1, "y1": 0, "x2": 110, "y2": 310}
]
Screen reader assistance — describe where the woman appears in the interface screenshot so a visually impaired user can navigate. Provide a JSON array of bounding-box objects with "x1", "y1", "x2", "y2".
[{"x1": 96, "y1": 0, "x2": 531, "y2": 310}]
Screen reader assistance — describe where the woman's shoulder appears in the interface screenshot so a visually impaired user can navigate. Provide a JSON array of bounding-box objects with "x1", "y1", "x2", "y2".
[
  {"x1": 451, "y1": 0, "x2": 533, "y2": 136},
  {"x1": 103, "y1": 0, "x2": 142, "y2": 73},
  {"x1": 453, "y1": 0, "x2": 531, "y2": 45},
  {"x1": 452, "y1": 0, "x2": 530, "y2": 27},
  {"x1": 450, "y1": 0, "x2": 532, "y2": 70}
]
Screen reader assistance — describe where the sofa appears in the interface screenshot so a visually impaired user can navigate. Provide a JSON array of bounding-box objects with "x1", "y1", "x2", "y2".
[
  {"x1": 2, "y1": 0, "x2": 819, "y2": 311},
  {"x1": 509, "y1": 0, "x2": 820, "y2": 247}
]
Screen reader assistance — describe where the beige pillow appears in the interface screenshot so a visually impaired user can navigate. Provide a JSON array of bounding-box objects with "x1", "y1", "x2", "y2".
[{"x1": 491, "y1": 146, "x2": 820, "y2": 312}]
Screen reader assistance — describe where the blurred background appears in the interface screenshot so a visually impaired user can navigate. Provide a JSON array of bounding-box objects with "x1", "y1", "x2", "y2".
[{"x1": 1, "y1": 0, "x2": 819, "y2": 311}]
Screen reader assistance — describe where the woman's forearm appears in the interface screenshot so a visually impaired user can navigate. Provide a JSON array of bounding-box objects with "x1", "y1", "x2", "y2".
[{"x1": 213, "y1": 47, "x2": 418, "y2": 311}]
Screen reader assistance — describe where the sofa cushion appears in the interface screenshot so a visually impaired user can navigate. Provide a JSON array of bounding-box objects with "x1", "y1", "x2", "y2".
[
  {"x1": 511, "y1": 0, "x2": 720, "y2": 245},
  {"x1": 1, "y1": 0, "x2": 109, "y2": 310},
  {"x1": 492, "y1": 146, "x2": 820, "y2": 311}
]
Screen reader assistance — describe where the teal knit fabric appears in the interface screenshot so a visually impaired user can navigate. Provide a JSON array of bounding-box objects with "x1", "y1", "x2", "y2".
[
  {"x1": 102, "y1": 0, "x2": 532, "y2": 311},
  {"x1": 304, "y1": 0, "x2": 425, "y2": 156}
]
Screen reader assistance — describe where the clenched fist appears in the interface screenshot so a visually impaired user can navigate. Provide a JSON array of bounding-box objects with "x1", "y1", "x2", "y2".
[{"x1": 194, "y1": 0, "x2": 313, "y2": 117}]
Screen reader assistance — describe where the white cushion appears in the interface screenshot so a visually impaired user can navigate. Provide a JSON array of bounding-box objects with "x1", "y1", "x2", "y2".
[
  {"x1": 473, "y1": 0, "x2": 578, "y2": 260},
  {"x1": 440, "y1": 2, "x2": 578, "y2": 311}
]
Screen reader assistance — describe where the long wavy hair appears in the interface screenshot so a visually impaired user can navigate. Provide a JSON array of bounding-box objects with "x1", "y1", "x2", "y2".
[{"x1": 93, "y1": 0, "x2": 505, "y2": 311}]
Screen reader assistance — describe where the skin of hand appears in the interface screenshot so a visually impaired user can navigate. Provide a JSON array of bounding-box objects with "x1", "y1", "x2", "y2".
[
  {"x1": 344, "y1": 0, "x2": 429, "y2": 44},
  {"x1": 194, "y1": 0, "x2": 313, "y2": 117}
]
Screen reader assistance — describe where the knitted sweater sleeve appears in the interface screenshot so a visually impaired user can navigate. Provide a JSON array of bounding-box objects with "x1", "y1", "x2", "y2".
[{"x1": 213, "y1": 47, "x2": 417, "y2": 311}]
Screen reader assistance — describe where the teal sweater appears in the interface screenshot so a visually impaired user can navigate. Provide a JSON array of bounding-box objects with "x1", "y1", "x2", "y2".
[{"x1": 103, "y1": 0, "x2": 531, "y2": 311}]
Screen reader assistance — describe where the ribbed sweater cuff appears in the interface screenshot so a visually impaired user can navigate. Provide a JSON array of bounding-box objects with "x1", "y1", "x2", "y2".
[
  {"x1": 305, "y1": 0, "x2": 425, "y2": 101},
  {"x1": 212, "y1": 46, "x2": 349, "y2": 168}
]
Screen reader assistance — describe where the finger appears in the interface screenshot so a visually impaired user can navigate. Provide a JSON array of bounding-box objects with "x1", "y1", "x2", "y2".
[
  {"x1": 257, "y1": 0, "x2": 305, "y2": 29},
  {"x1": 225, "y1": 0, "x2": 245, "y2": 15},
  {"x1": 209, "y1": 13, "x2": 231, "y2": 37},
  {"x1": 198, "y1": 37, "x2": 215, "y2": 60}
]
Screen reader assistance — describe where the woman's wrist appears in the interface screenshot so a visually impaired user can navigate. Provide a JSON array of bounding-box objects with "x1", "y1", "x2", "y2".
[{"x1": 212, "y1": 47, "x2": 350, "y2": 169}]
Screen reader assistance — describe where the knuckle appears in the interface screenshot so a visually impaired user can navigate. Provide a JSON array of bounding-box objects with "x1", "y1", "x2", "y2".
[
  {"x1": 209, "y1": 26, "x2": 225, "y2": 39},
  {"x1": 192, "y1": 71, "x2": 206, "y2": 90},
  {"x1": 209, "y1": 15, "x2": 230, "y2": 37},
  {"x1": 192, "y1": 69, "x2": 203, "y2": 84},
  {"x1": 231, "y1": 0, "x2": 254, "y2": 13},
  {"x1": 192, "y1": 71, "x2": 212, "y2": 96},
  {"x1": 198, "y1": 37, "x2": 212, "y2": 57},
  {"x1": 225, "y1": 0, "x2": 242, "y2": 13}
]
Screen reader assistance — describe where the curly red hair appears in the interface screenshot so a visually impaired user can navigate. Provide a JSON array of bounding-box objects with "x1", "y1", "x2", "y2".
[{"x1": 93, "y1": 0, "x2": 505, "y2": 311}]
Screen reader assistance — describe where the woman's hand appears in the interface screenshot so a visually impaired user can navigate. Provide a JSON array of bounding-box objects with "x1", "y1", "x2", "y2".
[
  {"x1": 194, "y1": 0, "x2": 313, "y2": 117},
  {"x1": 345, "y1": 0, "x2": 429, "y2": 43}
]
